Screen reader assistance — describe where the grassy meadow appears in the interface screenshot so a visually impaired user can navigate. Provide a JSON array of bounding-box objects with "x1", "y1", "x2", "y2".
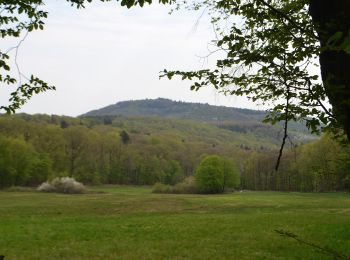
[{"x1": 0, "y1": 186, "x2": 350, "y2": 259}]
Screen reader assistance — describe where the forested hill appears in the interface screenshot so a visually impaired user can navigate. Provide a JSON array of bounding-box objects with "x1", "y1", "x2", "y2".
[
  {"x1": 81, "y1": 98, "x2": 314, "y2": 142},
  {"x1": 81, "y1": 98, "x2": 265, "y2": 122}
]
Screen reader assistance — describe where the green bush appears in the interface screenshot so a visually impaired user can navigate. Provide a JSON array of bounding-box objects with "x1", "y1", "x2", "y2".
[{"x1": 195, "y1": 155, "x2": 240, "y2": 194}]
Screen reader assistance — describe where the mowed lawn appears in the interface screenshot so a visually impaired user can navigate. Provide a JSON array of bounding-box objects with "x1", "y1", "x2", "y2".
[{"x1": 0, "y1": 187, "x2": 350, "y2": 259}]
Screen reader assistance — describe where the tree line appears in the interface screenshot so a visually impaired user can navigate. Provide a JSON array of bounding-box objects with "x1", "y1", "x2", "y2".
[
  {"x1": 0, "y1": 115, "x2": 244, "y2": 188},
  {"x1": 242, "y1": 136, "x2": 350, "y2": 192},
  {"x1": 0, "y1": 114, "x2": 349, "y2": 191}
]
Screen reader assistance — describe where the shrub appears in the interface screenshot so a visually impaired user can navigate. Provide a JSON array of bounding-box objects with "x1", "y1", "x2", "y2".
[
  {"x1": 152, "y1": 177, "x2": 198, "y2": 194},
  {"x1": 152, "y1": 182, "x2": 173, "y2": 193},
  {"x1": 37, "y1": 177, "x2": 86, "y2": 194},
  {"x1": 172, "y1": 176, "x2": 197, "y2": 194},
  {"x1": 195, "y1": 155, "x2": 240, "y2": 194}
]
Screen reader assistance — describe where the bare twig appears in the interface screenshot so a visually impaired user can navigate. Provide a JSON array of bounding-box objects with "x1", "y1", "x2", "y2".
[
  {"x1": 275, "y1": 230, "x2": 349, "y2": 260},
  {"x1": 275, "y1": 56, "x2": 290, "y2": 171},
  {"x1": 275, "y1": 86, "x2": 289, "y2": 171}
]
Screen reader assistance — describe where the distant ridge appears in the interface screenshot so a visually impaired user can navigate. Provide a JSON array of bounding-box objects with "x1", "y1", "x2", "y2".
[{"x1": 81, "y1": 98, "x2": 266, "y2": 122}]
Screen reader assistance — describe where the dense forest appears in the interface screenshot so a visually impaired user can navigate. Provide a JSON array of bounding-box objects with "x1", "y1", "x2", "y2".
[
  {"x1": 0, "y1": 100, "x2": 349, "y2": 192},
  {"x1": 0, "y1": 113, "x2": 250, "y2": 188},
  {"x1": 242, "y1": 137, "x2": 350, "y2": 192}
]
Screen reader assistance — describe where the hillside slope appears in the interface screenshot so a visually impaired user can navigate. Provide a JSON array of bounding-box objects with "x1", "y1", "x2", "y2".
[
  {"x1": 81, "y1": 98, "x2": 315, "y2": 143},
  {"x1": 81, "y1": 98, "x2": 265, "y2": 122}
]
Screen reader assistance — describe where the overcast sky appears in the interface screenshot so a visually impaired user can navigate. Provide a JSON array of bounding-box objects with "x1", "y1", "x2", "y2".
[{"x1": 1, "y1": 1, "x2": 260, "y2": 117}]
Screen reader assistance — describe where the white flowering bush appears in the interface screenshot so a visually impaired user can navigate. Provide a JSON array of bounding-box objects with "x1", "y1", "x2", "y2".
[{"x1": 37, "y1": 177, "x2": 86, "y2": 194}]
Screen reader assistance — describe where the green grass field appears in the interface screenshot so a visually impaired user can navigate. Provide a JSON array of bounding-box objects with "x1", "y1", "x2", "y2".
[{"x1": 0, "y1": 187, "x2": 350, "y2": 259}]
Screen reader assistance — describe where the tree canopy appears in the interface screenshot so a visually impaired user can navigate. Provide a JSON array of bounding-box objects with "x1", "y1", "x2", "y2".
[
  {"x1": 1, "y1": 0, "x2": 350, "y2": 141},
  {"x1": 163, "y1": 0, "x2": 350, "y2": 141}
]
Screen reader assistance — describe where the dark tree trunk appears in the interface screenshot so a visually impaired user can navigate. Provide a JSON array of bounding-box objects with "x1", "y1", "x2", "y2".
[{"x1": 309, "y1": 0, "x2": 350, "y2": 140}]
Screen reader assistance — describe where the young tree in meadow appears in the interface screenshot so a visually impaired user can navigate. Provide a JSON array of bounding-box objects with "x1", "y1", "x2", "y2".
[
  {"x1": 195, "y1": 155, "x2": 240, "y2": 193},
  {"x1": 196, "y1": 155, "x2": 225, "y2": 194}
]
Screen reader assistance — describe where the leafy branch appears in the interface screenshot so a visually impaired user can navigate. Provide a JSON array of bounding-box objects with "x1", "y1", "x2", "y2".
[{"x1": 161, "y1": 0, "x2": 338, "y2": 144}]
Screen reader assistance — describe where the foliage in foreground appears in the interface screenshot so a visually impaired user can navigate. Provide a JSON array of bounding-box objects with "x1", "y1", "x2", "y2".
[
  {"x1": 37, "y1": 177, "x2": 86, "y2": 194},
  {"x1": 164, "y1": 0, "x2": 350, "y2": 140}
]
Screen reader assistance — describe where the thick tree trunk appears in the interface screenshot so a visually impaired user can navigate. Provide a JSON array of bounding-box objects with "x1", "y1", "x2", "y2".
[{"x1": 309, "y1": 0, "x2": 350, "y2": 139}]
